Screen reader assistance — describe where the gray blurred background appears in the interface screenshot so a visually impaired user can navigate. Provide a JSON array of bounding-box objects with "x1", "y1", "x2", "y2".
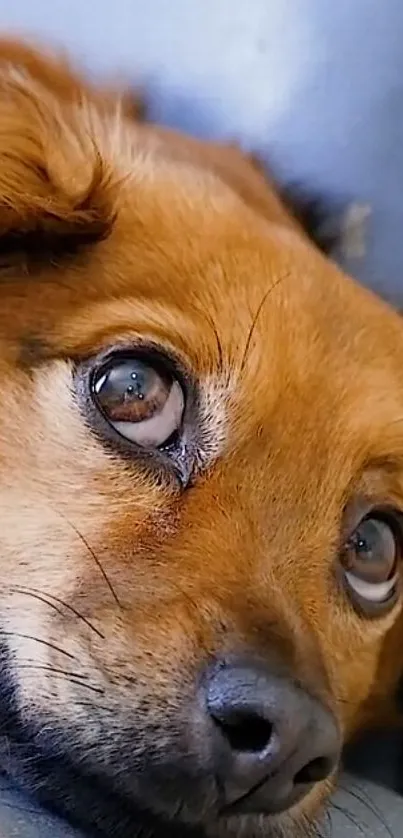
[{"x1": 1, "y1": 0, "x2": 403, "y2": 304}]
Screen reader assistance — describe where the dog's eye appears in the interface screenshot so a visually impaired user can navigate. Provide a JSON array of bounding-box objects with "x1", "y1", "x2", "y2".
[
  {"x1": 341, "y1": 512, "x2": 401, "y2": 614},
  {"x1": 92, "y1": 357, "x2": 185, "y2": 447}
]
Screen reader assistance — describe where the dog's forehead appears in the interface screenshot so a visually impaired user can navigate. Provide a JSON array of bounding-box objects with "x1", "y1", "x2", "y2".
[
  {"x1": 19, "y1": 230, "x2": 401, "y2": 367},
  {"x1": 3, "y1": 163, "x2": 403, "y2": 424}
]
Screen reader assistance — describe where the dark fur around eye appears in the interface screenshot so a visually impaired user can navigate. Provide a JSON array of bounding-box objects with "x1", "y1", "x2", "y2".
[{"x1": 279, "y1": 183, "x2": 348, "y2": 255}]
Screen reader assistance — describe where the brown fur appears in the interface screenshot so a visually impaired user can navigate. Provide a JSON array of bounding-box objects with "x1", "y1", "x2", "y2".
[{"x1": 0, "y1": 38, "x2": 402, "y2": 838}]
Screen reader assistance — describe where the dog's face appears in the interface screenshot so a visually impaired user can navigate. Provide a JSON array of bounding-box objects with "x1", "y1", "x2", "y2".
[{"x1": 1, "y1": 41, "x2": 403, "y2": 838}]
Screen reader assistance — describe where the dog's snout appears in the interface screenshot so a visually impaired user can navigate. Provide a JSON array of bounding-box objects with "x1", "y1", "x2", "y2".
[{"x1": 204, "y1": 660, "x2": 340, "y2": 814}]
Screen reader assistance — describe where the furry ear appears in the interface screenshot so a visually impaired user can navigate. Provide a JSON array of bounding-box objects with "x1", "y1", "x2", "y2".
[
  {"x1": 0, "y1": 40, "x2": 122, "y2": 267},
  {"x1": 0, "y1": 38, "x2": 144, "y2": 118}
]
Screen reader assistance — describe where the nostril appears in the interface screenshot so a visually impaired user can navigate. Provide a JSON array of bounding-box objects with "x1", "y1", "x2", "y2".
[
  {"x1": 294, "y1": 755, "x2": 333, "y2": 785},
  {"x1": 213, "y1": 711, "x2": 273, "y2": 754}
]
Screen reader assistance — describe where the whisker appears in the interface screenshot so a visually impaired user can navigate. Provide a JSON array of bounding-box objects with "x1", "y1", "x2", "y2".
[
  {"x1": 312, "y1": 810, "x2": 330, "y2": 838},
  {"x1": 337, "y1": 781, "x2": 393, "y2": 838},
  {"x1": 0, "y1": 799, "x2": 45, "y2": 816},
  {"x1": 286, "y1": 811, "x2": 327, "y2": 838},
  {"x1": 17, "y1": 663, "x2": 91, "y2": 681},
  {"x1": 17, "y1": 663, "x2": 89, "y2": 680},
  {"x1": 74, "y1": 699, "x2": 110, "y2": 711},
  {"x1": 325, "y1": 808, "x2": 334, "y2": 838},
  {"x1": 10, "y1": 586, "x2": 105, "y2": 640},
  {"x1": 16, "y1": 664, "x2": 105, "y2": 695},
  {"x1": 240, "y1": 273, "x2": 287, "y2": 373},
  {"x1": 309, "y1": 820, "x2": 328, "y2": 838},
  {"x1": 329, "y1": 801, "x2": 366, "y2": 835},
  {"x1": 0, "y1": 630, "x2": 76, "y2": 661},
  {"x1": 201, "y1": 307, "x2": 224, "y2": 371},
  {"x1": 52, "y1": 509, "x2": 122, "y2": 611},
  {"x1": 322, "y1": 807, "x2": 333, "y2": 838},
  {"x1": 9, "y1": 587, "x2": 65, "y2": 618}
]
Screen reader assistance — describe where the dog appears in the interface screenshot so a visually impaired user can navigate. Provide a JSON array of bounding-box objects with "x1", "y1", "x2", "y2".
[{"x1": 0, "y1": 38, "x2": 402, "y2": 838}]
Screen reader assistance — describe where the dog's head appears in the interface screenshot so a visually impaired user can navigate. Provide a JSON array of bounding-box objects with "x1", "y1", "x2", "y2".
[{"x1": 0, "y1": 40, "x2": 403, "y2": 838}]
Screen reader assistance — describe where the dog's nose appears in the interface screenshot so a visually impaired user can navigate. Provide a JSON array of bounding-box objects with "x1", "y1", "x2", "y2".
[{"x1": 205, "y1": 660, "x2": 340, "y2": 814}]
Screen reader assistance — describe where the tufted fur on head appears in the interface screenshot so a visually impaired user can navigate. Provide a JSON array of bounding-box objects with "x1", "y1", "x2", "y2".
[{"x1": 0, "y1": 41, "x2": 125, "y2": 266}]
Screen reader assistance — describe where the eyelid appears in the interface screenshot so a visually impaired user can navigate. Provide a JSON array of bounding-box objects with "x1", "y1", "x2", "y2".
[
  {"x1": 345, "y1": 571, "x2": 398, "y2": 603},
  {"x1": 340, "y1": 497, "x2": 377, "y2": 546},
  {"x1": 341, "y1": 498, "x2": 403, "y2": 545}
]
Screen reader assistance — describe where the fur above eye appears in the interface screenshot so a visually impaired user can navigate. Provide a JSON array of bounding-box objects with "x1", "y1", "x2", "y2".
[
  {"x1": 92, "y1": 356, "x2": 185, "y2": 448},
  {"x1": 341, "y1": 512, "x2": 401, "y2": 615}
]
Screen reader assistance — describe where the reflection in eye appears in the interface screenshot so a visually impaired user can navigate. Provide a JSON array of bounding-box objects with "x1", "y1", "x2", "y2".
[{"x1": 92, "y1": 357, "x2": 185, "y2": 447}]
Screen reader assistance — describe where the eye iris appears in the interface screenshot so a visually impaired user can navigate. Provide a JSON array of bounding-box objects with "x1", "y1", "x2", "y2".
[
  {"x1": 91, "y1": 353, "x2": 186, "y2": 450},
  {"x1": 94, "y1": 360, "x2": 171, "y2": 424},
  {"x1": 345, "y1": 518, "x2": 397, "y2": 585}
]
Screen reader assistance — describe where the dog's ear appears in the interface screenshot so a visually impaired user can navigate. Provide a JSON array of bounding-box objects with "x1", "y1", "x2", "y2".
[
  {"x1": 149, "y1": 126, "x2": 299, "y2": 231},
  {"x1": 0, "y1": 40, "x2": 126, "y2": 268},
  {"x1": 0, "y1": 38, "x2": 144, "y2": 118}
]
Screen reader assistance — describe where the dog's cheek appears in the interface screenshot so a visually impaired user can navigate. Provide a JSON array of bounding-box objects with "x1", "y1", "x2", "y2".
[
  {"x1": 327, "y1": 605, "x2": 403, "y2": 736},
  {"x1": 0, "y1": 360, "x2": 178, "y2": 719}
]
